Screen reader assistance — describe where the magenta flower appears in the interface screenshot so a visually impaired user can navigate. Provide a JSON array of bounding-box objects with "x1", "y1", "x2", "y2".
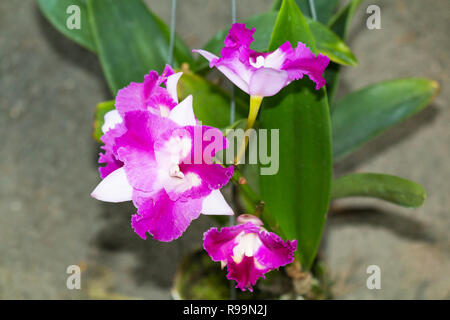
[
  {"x1": 98, "y1": 65, "x2": 191, "y2": 179},
  {"x1": 203, "y1": 214, "x2": 297, "y2": 291},
  {"x1": 194, "y1": 23, "x2": 330, "y2": 98},
  {"x1": 92, "y1": 67, "x2": 235, "y2": 242}
]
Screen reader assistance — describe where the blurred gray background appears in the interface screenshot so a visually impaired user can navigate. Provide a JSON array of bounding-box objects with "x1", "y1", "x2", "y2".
[{"x1": 0, "y1": 0, "x2": 448, "y2": 299}]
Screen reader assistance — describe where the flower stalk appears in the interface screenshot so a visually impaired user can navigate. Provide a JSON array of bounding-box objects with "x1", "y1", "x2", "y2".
[
  {"x1": 246, "y1": 95, "x2": 263, "y2": 131},
  {"x1": 230, "y1": 169, "x2": 282, "y2": 237},
  {"x1": 234, "y1": 95, "x2": 264, "y2": 164}
]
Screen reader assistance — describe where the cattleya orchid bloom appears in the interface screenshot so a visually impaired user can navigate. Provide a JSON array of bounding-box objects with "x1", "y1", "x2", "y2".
[
  {"x1": 203, "y1": 214, "x2": 297, "y2": 291},
  {"x1": 194, "y1": 23, "x2": 329, "y2": 98},
  {"x1": 98, "y1": 64, "x2": 192, "y2": 178},
  {"x1": 91, "y1": 66, "x2": 235, "y2": 241},
  {"x1": 194, "y1": 23, "x2": 329, "y2": 153}
]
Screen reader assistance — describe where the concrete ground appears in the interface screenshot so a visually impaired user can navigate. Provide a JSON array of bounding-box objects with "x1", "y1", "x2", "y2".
[
  {"x1": 326, "y1": 0, "x2": 450, "y2": 299},
  {"x1": 0, "y1": 0, "x2": 448, "y2": 299}
]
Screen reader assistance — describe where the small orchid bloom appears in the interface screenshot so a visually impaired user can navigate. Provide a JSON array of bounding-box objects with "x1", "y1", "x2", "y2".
[
  {"x1": 203, "y1": 214, "x2": 297, "y2": 291},
  {"x1": 92, "y1": 109, "x2": 234, "y2": 242},
  {"x1": 194, "y1": 23, "x2": 329, "y2": 155},
  {"x1": 98, "y1": 65, "x2": 194, "y2": 179},
  {"x1": 193, "y1": 23, "x2": 330, "y2": 98}
]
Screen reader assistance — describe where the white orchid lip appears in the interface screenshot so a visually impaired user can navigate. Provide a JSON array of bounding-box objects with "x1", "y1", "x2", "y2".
[
  {"x1": 230, "y1": 231, "x2": 269, "y2": 271},
  {"x1": 249, "y1": 55, "x2": 265, "y2": 68},
  {"x1": 232, "y1": 232, "x2": 262, "y2": 262}
]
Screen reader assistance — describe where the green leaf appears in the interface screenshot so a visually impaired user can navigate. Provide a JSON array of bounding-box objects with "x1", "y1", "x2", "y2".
[
  {"x1": 176, "y1": 72, "x2": 247, "y2": 129},
  {"x1": 195, "y1": 11, "x2": 356, "y2": 72},
  {"x1": 93, "y1": 100, "x2": 115, "y2": 142},
  {"x1": 310, "y1": 0, "x2": 340, "y2": 25},
  {"x1": 259, "y1": 0, "x2": 332, "y2": 269},
  {"x1": 331, "y1": 173, "x2": 427, "y2": 208},
  {"x1": 38, "y1": 0, "x2": 96, "y2": 51},
  {"x1": 332, "y1": 78, "x2": 439, "y2": 161},
  {"x1": 230, "y1": 169, "x2": 279, "y2": 234},
  {"x1": 325, "y1": 0, "x2": 363, "y2": 103},
  {"x1": 307, "y1": 19, "x2": 357, "y2": 67},
  {"x1": 38, "y1": 0, "x2": 193, "y2": 69},
  {"x1": 272, "y1": 0, "x2": 340, "y2": 25},
  {"x1": 87, "y1": 0, "x2": 172, "y2": 94},
  {"x1": 328, "y1": 0, "x2": 364, "y2": 39}
]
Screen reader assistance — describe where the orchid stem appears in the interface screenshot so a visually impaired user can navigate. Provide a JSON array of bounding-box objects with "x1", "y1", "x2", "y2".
[
  {"x1": 308, "y1": 0, "x2": 317, "y2": 21},
  {"x1": 231, "y1": 169, "x2": 282, "y2": 237},
  {"x1": 168, "y1": 0, "x2": 177, "y2": 65},
  {"x1": 245, "y1": 95, "x2": 263, "y2": 131},
  {"x1": 234, "y1": 96, "x2": 263, "y2": 164}
]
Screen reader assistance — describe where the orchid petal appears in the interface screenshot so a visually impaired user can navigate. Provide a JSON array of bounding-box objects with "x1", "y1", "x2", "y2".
[
  {"x1": 203, "y1": 224, "x2": 254, "y2": 262},
  {"x1": 98, "y1": 151, "x2": 123, "y2": 179},
  {"x1": 142, "y1": 71, "x2": 159, "y2": 101},
  {"x1": 102, "y1": 110, "x2": 123, "y2": 134},
  {"x1": 224, "y1": 23, "x2": 255, "y2": 48},
  {"x1": 168, "y1": 95, "x2": 196, "y2": 126},
  {"x1": 201, "y1": 189, "x2": 234, "y2": 216},
  {"x1": 192, "y1": 49, "x2": 219, "y2": 63},
  {"x1": 179, "y1": 163, "x2": 234, "y2": 200},
  {"x1": 98, "y1": 122, "x2": 126, "y2": 179},
  {"x1": 131, "y1": 191, "x2": 202, "y2": 242},
  {"x1": 263, "y1": 42, "x2": 292, "y2": 69},
  {"x1": 116, "y1": 111, "x2": 177, "y2": 193},
  {"x1": 194, "y1": 49, "x2": 250, "y2": 94},
  {"x1": 226, "y1": 255, "x2": 268, "y2": 292},
  {"x1": 255, "y1": 230, "x2": 297, "y2": 270},
  {"x1": 91, "y1": 167, "x2": 133, "y2": 203},
  {"x1": 248, "y1": 68, "x2": 289, "y2": 97},
  {"x1": 215, "y1": 64, "x2": 250, "y2": 94},
  {"x1": 232, "y1": 232, "x2": 262, "y2": 259},
  {"x1": 166, "y1": 72, "x2": 183, "y2": 103},
  {"x1": 281, "y1": 42, "x2": 330, "y2": 90},
  {"x1": 159, "y1": 64, "x2": 175, "y2": 85},
  {"x1": 196, "y1": 24, "x2": 330, "y2": 96},
  {"x1": 203, "y1": 218, "x2": 297, "y2": 291},
  {"x1": 115, "y1": 82, "x2": 144, "y2": 117}
]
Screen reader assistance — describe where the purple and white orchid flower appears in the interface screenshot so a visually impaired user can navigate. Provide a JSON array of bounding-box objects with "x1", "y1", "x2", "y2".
[
  {"x1": 203, "y1": 214, "x2": 297, "y2": 291},
  {"x1": 92, "y1": 67, "x2": 235, "y2": 242},
  {"x1": 193, "y1": 23, "x2": 330, "y2": 98},
  {"x1": 194, "y1": 23, "x2": 330, "y2": 155},
  {"x1": 98, "y1": 64, "x2": 191, "y2": 179}
]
